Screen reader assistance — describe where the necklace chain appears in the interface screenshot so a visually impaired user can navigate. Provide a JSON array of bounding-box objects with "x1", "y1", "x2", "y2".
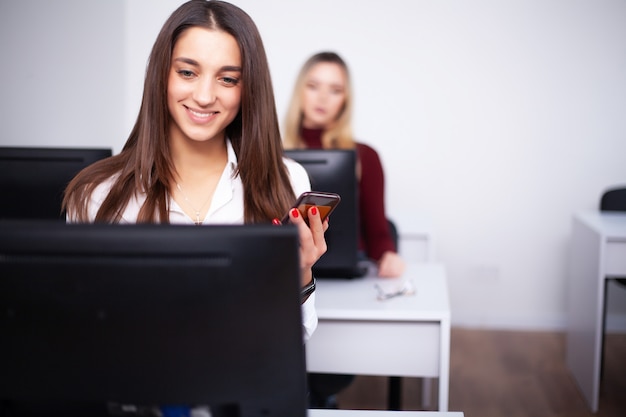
[{"x1": 176, "y1": 182, "x2": 212, "y2": 225}]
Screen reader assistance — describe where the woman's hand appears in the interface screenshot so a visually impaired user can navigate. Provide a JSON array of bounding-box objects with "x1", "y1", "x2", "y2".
[
  {"x1": 377, "y1": 251, "x2": 405, "y2": 278},
  {"x1": 285, "y1": 206, "x2": 328, "y2": 287}
]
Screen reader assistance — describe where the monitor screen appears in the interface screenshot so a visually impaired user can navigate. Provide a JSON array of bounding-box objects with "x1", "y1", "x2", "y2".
[
  {"x1": 285, "y1": 149, "x2": 365, "y2": 278},
  {"x1": 0, "y1": 221, "x2": 307, "y2": 417},
  {"x1": 0, "y1": 147, "x2": 112, "y2": 220}
]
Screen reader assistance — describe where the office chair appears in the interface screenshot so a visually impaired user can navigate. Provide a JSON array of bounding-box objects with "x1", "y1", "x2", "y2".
[
  {"x1": 600, "y1": 186, "x2": 626, "y2": 213},
  {"x1": 387, "y1": 218, "x2": 399, "y2": 252},
  {"x1": 600, "y1": 186, "x2": 626, "y2": 286}
]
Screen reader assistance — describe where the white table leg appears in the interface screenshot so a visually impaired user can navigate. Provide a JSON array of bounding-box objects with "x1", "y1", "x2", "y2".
[
  {"x1": 438, "y1": 316, "x2": 450, "y2": 411},
  {"x1": 566, "y1": 217, "x2": 605, "y2": 412}
]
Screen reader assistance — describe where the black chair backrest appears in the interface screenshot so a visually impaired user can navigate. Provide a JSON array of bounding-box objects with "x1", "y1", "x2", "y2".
[
  {"x1": 599, "y1": 186, "x2": 626, "y2": 285},
  {"x1": 600, "y1": 187, "x2": 626, "y2": 212},
  {"x1": 387, "y1": 218, "x2": 399, "y2": 251}
]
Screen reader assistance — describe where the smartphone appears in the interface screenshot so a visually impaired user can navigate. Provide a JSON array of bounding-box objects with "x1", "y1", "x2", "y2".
[{"x1": 281, "y1": 191, "x2": 341, "y2": 225}]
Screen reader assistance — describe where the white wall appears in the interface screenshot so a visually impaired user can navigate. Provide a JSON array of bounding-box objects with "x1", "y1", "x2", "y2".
[
  {"x1": 0, "y1": 0, "x2": 126, "y2": 150},
  {"x1": 2, "y1": 0, "x2": 625, "y2": 331}
]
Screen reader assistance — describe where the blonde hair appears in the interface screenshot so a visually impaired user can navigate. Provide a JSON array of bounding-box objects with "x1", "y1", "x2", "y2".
[{"x1": 283, "y1": 52, "x2": 355, "y2": 150}]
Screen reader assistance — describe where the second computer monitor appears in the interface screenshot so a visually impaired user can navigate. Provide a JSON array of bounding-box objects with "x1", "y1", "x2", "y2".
[
  {"x1": 285, "y1": 149, "x2": 365, "y2": 278},
  {"x1": 0, "y1": 146, "x2": 112, "y2": 220}
]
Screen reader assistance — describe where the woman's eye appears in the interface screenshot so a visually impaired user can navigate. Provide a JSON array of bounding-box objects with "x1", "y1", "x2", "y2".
[
  {"x1": 220, "y1": 77, "x2": 240, "y2": 86},
  {"x1": 177, "y1": 69, "x2": 194, "y2": 78}
]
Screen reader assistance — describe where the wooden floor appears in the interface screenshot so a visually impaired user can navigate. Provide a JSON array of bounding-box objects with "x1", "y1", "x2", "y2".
[{"x1": 335, "y1": 327, "x2": 626, "y2": 416}]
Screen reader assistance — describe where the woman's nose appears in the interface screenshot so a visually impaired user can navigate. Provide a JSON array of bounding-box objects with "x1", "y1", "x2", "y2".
[{"x1": 192, "y1": 78, "x2": 216, "y2": 105}]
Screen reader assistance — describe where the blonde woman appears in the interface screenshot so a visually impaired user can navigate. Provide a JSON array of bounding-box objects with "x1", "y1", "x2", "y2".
[{"x1": 284, "y1": 52, "x2": 404, "y2": 278}]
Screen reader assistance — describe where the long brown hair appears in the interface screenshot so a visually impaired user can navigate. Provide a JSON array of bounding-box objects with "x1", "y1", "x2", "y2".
[
  {"x1": 283, "y1": 51, "x2": 355, "y2": 150},
  {"x1": 63, "y1": 0, "x2": 295, "y2": 223}
]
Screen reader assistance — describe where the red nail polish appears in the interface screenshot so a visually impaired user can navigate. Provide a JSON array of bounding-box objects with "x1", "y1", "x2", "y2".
[
  {"x1": 272, "y1": 218, "x2": 281, "y2": 225},
  {"x1": 291, "y1": 208, "x2": 299, "y2": 218},
  {"x1": 311, "y1": 206, "x2": 317, "y2": 215}
]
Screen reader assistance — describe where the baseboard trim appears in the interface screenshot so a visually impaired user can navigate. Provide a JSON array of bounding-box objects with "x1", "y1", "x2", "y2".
[{"x1": 451, "y1": 312, "x2": 626, "y2": 334}]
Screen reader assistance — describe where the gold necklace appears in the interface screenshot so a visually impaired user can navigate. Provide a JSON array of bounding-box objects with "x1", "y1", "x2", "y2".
[{"x1": 175, "y1": 182, "x2": 212, "y2": 225}]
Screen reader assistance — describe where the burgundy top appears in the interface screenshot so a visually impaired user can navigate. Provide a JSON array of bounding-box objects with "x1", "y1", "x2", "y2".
[{"x1": 300, "y1": 127, "x2": 396, "y2": 261}]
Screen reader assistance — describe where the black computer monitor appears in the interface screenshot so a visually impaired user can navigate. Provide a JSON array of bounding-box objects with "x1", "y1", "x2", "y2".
[
  {"x1": 0, "y1": 221, "x2": 307, "y2": 417},
  {"x1": 285, "y1": 149, "x2": 365, "y2": 278},
  {"x1": 0, "y1": 147, "x2": 112, "y2": 220}
]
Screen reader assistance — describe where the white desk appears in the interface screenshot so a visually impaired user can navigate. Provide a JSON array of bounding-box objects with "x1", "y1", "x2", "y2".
[
  {"x1": 566, "y1": 211, "x2": 626, "y2": 412},
  {"x1": 309, "y1": 410, "x2": 463, "y2": 417},
  {"x1": 306, "y1": 263, "x2": 451, "y2": 411}
]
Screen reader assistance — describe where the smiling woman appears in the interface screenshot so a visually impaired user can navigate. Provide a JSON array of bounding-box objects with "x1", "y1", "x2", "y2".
[
  {"x1": 167, "y1": 28, "x2": 242, "y2": 143},
  {"x1": 166, "y1": 27, "x2": 243, "y2": 222},
  {"x1": 62, "y1": 0, "x2": 327, "y2": 338}
]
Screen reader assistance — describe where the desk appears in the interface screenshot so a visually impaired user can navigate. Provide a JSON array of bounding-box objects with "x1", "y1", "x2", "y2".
[
  {"x1": 566, "y1": 211, "x2": 626, "y2": 412},
  {"x1": 309, "y1": 410, "x2": 463, "y2": 417},
  {"x1": 306, "y1": 263, "x2": 450, "y2": 411}
]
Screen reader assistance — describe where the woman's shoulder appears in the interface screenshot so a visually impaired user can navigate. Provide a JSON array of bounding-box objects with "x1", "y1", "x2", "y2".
[
  {"x1": 65, "y1": 172, "x2": 120, "y2": 223},
  {"x1": 355, "y1": 142, "x2": 382, "y2": 165},
  {"x1": 91, "y1": 173, "x2": 119, "y2": 200},
  {"x1": 355, "y1": 142, "x2": 378, "y2": 155},
  {"x1": 282, "y1": 155, "x2": 311, "y2": 195},
  {"x1": 85, "y1": 173, "x2": 122, "y2": 216},
  {"x1": 283, "y1": 153, "x2": 308, "y2": 173}
]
